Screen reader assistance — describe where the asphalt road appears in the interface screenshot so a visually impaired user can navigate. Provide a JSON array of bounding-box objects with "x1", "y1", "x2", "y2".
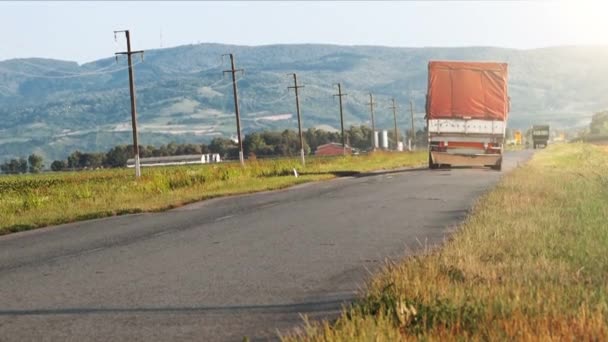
[{"x1": 0, "y1": 151, "x2": 533, "y2": 341}]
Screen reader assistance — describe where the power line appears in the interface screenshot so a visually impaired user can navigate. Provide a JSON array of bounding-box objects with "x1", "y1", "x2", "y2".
[
  {"x1": 18, "y1": 59, "x2": 121, "y2": 75},
  {"x1": 0, "y1": 57, "x2": 226, "y2": 79},
  {"x1": 201, "y1": 72, "x2": 248, "y2": 91},
  {"x1": 252, "y1": 92, "x2": 290, "y2": 106},
  {"x1": 0, "y1": 60, "x2": 142, "y2": 79},
  {"x1": 156, "y1": 59, "x2": 225, "y2": 75}
]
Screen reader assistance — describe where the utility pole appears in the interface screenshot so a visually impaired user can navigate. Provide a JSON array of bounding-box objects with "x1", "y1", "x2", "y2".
[
  {"x1": 288, "y1": 73, "x2": 306, "y2": 166},
  {"x1": 367, "y1": 93, "x2": 376, "y2": 150},
  {"x1": 114, "y1": 30, "x2": 144, "y2": 178},
  {"x1": 390, "y1": 98, "x2": 400, "y2": 151},
  {"x1": 333, "y1": 83, "x2": 347, "y2": 155},
  {"x1": 223, "y1": 53, "x2": 245, "y2": 166},
  {"x1": 409, "y1": 100, "x2": 415, "y2": 151}
]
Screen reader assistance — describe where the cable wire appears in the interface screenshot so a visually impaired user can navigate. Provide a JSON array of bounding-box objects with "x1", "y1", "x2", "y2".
[
  {"x1": 17, "y1": 59, "x2": 121, "y2": 76},
  {"x1": 0, "y1": 60, "x2": 143, "y2": 79}
]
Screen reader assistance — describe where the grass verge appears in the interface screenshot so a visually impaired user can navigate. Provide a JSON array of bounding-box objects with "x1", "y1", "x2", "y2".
[
  {"x1": 285, "y1": 143, "x2": 608, "y2": 341},
  {"x1": 0, "y1": 151, "x2": 425, "y2": 235}
]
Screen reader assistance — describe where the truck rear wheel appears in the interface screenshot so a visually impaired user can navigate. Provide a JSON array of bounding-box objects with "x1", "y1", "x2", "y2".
[
  {"x1": 428, "y1": 152, "x2": 438, "y2": 169},
  {"x1": 491, "y1": 159, "x2": 503, "y2": 171}
]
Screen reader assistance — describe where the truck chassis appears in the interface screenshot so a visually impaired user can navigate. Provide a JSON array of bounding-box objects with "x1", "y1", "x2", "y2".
[{"x1": 428, "y1": 118, "x2": 504, "y2": 171}]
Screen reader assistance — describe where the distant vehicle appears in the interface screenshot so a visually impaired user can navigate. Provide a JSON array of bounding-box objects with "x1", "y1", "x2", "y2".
[
  {"x1": 426, "y1": 61, "x2": 509, "y2": 171},
  {"x1": 532, "y1": 125, "x2": 550, "y2": 149},
  {"x1": 514, "y1": 130, "x2": 523, "y2": 145}
]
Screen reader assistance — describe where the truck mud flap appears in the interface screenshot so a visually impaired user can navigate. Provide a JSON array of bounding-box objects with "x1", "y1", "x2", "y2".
[{"x1": 431, "y1": 152, "x2": 502, "y2": 167}]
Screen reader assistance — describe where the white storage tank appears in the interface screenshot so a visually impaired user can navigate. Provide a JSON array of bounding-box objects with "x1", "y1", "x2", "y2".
[{"x1": 381, "y1": 130, "x2": 389, "y2": 149}]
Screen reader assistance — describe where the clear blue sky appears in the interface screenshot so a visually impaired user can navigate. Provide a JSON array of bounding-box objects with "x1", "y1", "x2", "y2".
[{"x1": 1, "y1": 1, "x2": 607, "y2": 63}]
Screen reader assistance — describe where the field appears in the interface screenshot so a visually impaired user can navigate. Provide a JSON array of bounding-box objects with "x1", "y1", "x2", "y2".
[
  {"x1": 286, "y1": 143, "x2": 608, "y2": 341},
  {"x1": 0, "y1": 151, "x2": 426, "y2": 235}
]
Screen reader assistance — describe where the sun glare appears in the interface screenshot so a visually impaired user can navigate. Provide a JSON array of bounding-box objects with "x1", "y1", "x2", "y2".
[{"x1": 555, "y1": 1, "x2": 608, "y2": 45}]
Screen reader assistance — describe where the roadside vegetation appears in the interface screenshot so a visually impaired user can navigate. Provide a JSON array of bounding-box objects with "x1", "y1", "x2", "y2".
[
  {"x1": 286, "y1": 143, "x2": 608, "y2": 341},
  {"x1": 0, "y1": 151, "x2": 425, "y2": 235},
  {"x1": 1, "y1": 126, "x2": 428, "y2": 173}
]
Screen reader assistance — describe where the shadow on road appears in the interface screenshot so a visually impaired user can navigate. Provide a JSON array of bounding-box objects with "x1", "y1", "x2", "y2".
[
  {"x1": 0, "y1": 298, "x2": 354, "y2": 317},
  {"x1": 300, "y1": 167, "x2": 428, "y2": 179},
  {"x1": 300, "y1": 163, "x2": 506, "y2": 179}
]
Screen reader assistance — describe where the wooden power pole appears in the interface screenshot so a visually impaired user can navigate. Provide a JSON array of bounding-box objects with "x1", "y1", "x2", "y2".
[
  {"x1": 390, "y1": 98, "x2": 399, "y2": 151},
  {"x1": 223, "y1": 53, "x2": 245, "y2": 166},
  {"x1": 288, "y1": 73, "x2": 306, "y2": 166},
  {"x1": 409, "y1": 100, "x2": 415, "y2": 151},
  {"x1": 114, "y1": 30, "x2": 144, "y2": 178},
  {"x1": 333, "y1": 83, "x2": 347, "y2": 155},
  {"x1": 367, "y1": 93, "x2": 376, "y2": 150}
]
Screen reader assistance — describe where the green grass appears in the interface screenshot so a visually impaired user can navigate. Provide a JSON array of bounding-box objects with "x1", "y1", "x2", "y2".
[
  {"x1": 285, "y1": 143, "x2": 608, "y2": 341},
  {"x1": 0, "y1": 151, "x2": 426, "y2": 235}
]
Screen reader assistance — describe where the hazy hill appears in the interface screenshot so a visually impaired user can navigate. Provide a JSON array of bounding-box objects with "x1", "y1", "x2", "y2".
[{"x1": 1, "y1": 43, "x2": 608, "y2": 161}]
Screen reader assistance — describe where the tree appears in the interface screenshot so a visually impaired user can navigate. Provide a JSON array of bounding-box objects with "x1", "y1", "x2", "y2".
[
  {"x1": 275, "y1": 129, "x2": 300, "y2": 156},
  {"x1": 1, "y1": 158, "x2": 28, "y2": 174},
  {"x1": 347, "y1": 125, "x2": 372, "y2": 150},
  {"x1": 414, "y1": 128, "x2": 427, "y2": 148},
  {"x1": 140, "y1": 145, "x2": 157, "y2": 158},
  {"x1": 244, "y1": 132, "x2": 271, "y2": 156},
  {"x1": 166, "y1": 142, "x2": 178, "y2": 155},
  {"x1": 1, "y1": 159, "x2": 16, "y2": 174},
  {"x1": 208, "y1": 137, "x2": 238, "y2": 159},
  {"x1": 104, "y1": 145, "x2": 131, "y2": 168},
  {"x1": 50, "y1": 160, "x2": 67, "y2": 172},
  {"x1": 28, "y1": 153, "x2": 44, "y2": 173},
  {"x1": 17, "y1": 158, "x2": 27, "y2": 173},
  {"x1": 387, "y1": 130, "x2": 404, "y2": 150},
  {"x1": 67, "y1": 151, "x2": 82, "y2": 170},
  {"x1": 79, "y1": 152, "x2": 105, "y2": 169},
  {"x1": 176, "y1": 143, "x2": 202, "y2": 155},
  {"x1": 305, "y1": 127, "x2": 341, "y2": 152}
]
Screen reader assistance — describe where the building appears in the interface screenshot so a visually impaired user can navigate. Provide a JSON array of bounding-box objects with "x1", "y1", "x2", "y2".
[
  {"x1": 314, "y1": 143, "x2": 352, "y2": 156},
  {"x1": 127, "y1": 154, "x2": 221, "y2": 168}
]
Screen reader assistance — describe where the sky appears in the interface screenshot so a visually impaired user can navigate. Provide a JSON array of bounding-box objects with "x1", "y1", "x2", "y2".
[{"x1": 1, "y1": 1, "x2": 608, "y2": 64}]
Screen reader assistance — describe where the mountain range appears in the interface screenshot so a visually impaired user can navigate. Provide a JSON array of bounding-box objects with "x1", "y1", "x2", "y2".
[{"x1": 1, "y1": 43, "x2": 608, "y2": 161}]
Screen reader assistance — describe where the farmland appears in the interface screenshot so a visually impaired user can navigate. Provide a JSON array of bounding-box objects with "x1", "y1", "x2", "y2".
[
  {"x1": 286, "y1": 143, "x2": 608, "y2": 341},
  {"x1": 0, "y1": 151, "x2": 426, "y2": 235}
]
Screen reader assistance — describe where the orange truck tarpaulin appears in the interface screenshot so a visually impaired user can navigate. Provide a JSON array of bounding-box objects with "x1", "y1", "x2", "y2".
[{"x1": 427, "y1": 61, "x2": 509, "y2": 121}]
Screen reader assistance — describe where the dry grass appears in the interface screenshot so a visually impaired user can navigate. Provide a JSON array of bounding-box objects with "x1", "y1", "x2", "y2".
[
  {"x1": 285, "y1": 143, "x2": 608, "y2": 341},
  {"x1": 0, "y1": 151, "x2": 425, "y2": 234}
]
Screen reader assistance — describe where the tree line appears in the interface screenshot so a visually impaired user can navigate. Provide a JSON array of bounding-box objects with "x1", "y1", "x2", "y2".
[
  {"x1": 1, "y1": 126, "x2": 426, "y2": 174},
  {"x1": 0, "y1": 154, "x2": 44, "y2": 174}
]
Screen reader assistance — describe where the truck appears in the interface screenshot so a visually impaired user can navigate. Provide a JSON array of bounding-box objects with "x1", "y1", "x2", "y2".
[
  {"x1": 426, "y1": 61, "x2": 509, "y2": 171},
  {"x1": 514, "y1": 130, "x2": 523, "y2": 145},
  {"x1": 531, "y1": 125, "x2": 550, "y2": 149}
]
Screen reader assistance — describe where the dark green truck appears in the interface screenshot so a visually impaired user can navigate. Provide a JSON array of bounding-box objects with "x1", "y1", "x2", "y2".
[{"x1": 532, "y1": 125, "x2": 550, "y2": 149}]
